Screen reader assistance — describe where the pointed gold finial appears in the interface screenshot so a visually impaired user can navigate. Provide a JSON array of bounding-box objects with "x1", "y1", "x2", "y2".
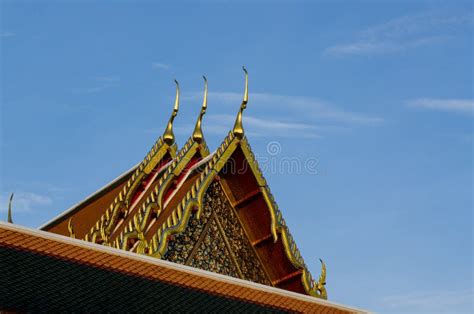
[
  {"x1": 163, "y1": 80, "x2": 180, "y2": 145},
  {"x1": 192, "y1": 76, "x2": 208, "y2": 143},
  {"x1": 232, "y1": 66, "x2": 248, "y2": 139},
  {"x1": 316, "y1": 258, "x2": 328, "y2": 299},
  {"x1": 7, "y1": 193, "x2": 13, "y2": 223},
  {"x1": 68, "y1": 218, "x2": 76, "y2": 238}
]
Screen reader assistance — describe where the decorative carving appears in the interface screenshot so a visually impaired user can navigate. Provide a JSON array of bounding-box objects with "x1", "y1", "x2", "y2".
[
  {"x1": 129, "y1": 126, "x2": 327, "y2": 298},
  {"x1": 115, "y1": 136, "x2": 210, "y2": 251},
  {"x1": 189, "y1": 216, "x2": 240, "y2": 277},
  {"x1": 163, "y1": 208, "x2": 211, "y2": 264},
  {"x1": 79, "y1": 71, "x2": 327, "y2": 299},
  {"x1": 163, "y1": 181, "x2": 269, "y2": 285},
  {"x1": 210, "y1": 182, "x2": 270, "y2": 285},
  {"x1": 133, "y1": 215, "x2": 150, "y2": 254}
]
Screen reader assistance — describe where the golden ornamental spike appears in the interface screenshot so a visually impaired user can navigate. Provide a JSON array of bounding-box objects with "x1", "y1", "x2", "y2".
[
  {"x1": 316, "y1": 258, "x2": 328, "y2": 299},
  {"x1": 232, "y1": 66, "x2": 249, "y2": 139},
  {"x1": 163, "y1": 80, "x2": 180, "y2": 146},
  {"x1": 68, "y1": 218, "x2": 76, "y2": 238},
  {"x1": 192, "y1": 76, "x2": 208, "y2": 143},
  {"x1": 7, "y1": 193, "x2": 13, "y2": 223}
]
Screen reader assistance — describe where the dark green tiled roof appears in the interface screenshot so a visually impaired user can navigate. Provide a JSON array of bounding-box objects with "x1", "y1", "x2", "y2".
[{"x1": 0, "y1": 246, "x2": 287, "y2": 313}]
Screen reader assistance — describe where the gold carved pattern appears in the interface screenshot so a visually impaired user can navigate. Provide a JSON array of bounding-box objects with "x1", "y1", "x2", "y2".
[
  {"x1": 188, "y1": 216, "x2": 239, "y2": 278},
  {"x1": 209, "y1": 182, "x2": 270, "y2": 285},
  {"x1": 164, "y1": 182, "x2": 268, "y2": 284},
  {"x1": 143, "y1": 132, "x2": 237, "y2": 258},
  {"x1": 163, "y1": 203, "x2": 211, "y2": 264},
  {"x1": 162, "y1": 211, "x2": 206, "y2": 264},
  {"x1": 116, "y1": 137, "x2": 209, "y2": 251},
  {"x1": 84, "y1": 137, "x2": 176, "y2": 244}
]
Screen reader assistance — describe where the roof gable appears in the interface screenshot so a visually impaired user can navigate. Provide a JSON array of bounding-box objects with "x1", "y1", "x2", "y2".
[
  {"x1": 30, "y1": 70, "x2": 327, "y2": 300},
  {"x1": 134, "y1": 131, "x2": 327, "y2": 298}
]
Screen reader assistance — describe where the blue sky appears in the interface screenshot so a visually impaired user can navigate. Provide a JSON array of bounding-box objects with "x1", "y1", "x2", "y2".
[{"x1": 1, "y1": 1, "x2": 472, "y2": 313}]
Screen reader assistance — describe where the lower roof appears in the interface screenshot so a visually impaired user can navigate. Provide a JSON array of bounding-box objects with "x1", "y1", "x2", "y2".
[{"x1": 0, "y1": 222, "x2": 366, "y2": 313}]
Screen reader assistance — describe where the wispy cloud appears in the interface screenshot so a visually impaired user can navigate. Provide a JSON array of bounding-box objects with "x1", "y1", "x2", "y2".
[
  {"x1": 171, "y1": 91, "x2": 381, "y2": 139},
  {"x1": 0, "y1": 192, "x2": 52, "y2": 213},
  {"x1": 175, "y1": 114, "x2": 324, "y2": 139},
  {"x1": 184, "y1": 91, "x2": 384, "y2": 125},
  {"x1": 325, "y1": 11, "x2": 472, "y2": 56},
  {"x1": 326, "y1": 36, "x2": 447, "y2": 55},
  {"x1": 152, "y1": 62, "x2": 170, "y2": 70},
  {"x1": 0, "y1": 31, "x2": 16, "y2": 38},
  {"x1": 407, "y1": 98, "x2": 474, "y2": 115},
  {"x1": 381, "y1": 289, "x2": 473, "y2": 313}
]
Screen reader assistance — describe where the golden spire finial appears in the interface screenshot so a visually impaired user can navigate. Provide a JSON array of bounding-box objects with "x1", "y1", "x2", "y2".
[
  {"x1": 163, "y1": 80, "x2": 180, "y2": 146},
  {"x1": 68, "y1": 218, "x2": 76, "y2": 238},
  {"x1": 192, "y1": 76, "x2": 208, "y2": 143},
  {"x1": 232, "y1": 66, "x2": 248, "y2": 139},
  {"x1": 7, "y1": 193, "x2": 13, "y2": 223}
]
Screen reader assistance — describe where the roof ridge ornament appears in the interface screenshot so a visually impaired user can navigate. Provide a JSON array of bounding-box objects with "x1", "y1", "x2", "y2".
[
  {"x1": 232, "y1": 66, "x2": 248, "y2": 139},
  {"x1": 68, "y1": 218, "x2": 76, "y2": 238},
  {"x1": 163, "y1": 80, "x2": 180, "y2": 146},
  {"x1": 7, "y1": 193, "x2": 13, "y2": 223},
  {"x1": 192, "y1": 76, "x2": 208, "y2": 143},
  {"x1": 316, "y1": 258, "x2": 327, "y2": 299}
]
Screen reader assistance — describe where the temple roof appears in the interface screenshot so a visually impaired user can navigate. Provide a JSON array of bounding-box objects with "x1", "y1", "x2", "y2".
[{"x1": 3, "y1": 68, "x2": 348, "y2": 311}]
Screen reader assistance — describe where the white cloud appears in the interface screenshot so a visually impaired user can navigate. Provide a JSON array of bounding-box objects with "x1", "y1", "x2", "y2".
[
  {"x1": 152, "y1": 62, "x2": 170, "y2": 70},
  {"x1": 325, "y1": 11, "x2": 472, "y2": 56},
  {"x1": 407, "y1": 98, "x2": 474, "y2": 114},
  {"x1": 381, "y1": 289, "x2": 473, "y2": 313},
  {"x1": 0, "y1": 192, "x2": 52, "y2": 213}
]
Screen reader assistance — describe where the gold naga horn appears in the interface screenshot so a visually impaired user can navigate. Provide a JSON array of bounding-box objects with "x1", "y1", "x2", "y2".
[
  {"x1": 7, "y1": 193, "x2": 13, "y2": 223},
  {"x1": 163, "y1": 80, "x2": 180, "y2": 146},
  {"x1": 232, "y1": 66, "x2": 249, "y2": 139},
  {"x1": 68, "y1": 218, "x2": 76, "y2": 238},
  {"x1": 192, "y1": 76, "x2": 208, "y2": 143},
  {"x1": 316, "y1": 258, "x2": 328, "y2": 299}
]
